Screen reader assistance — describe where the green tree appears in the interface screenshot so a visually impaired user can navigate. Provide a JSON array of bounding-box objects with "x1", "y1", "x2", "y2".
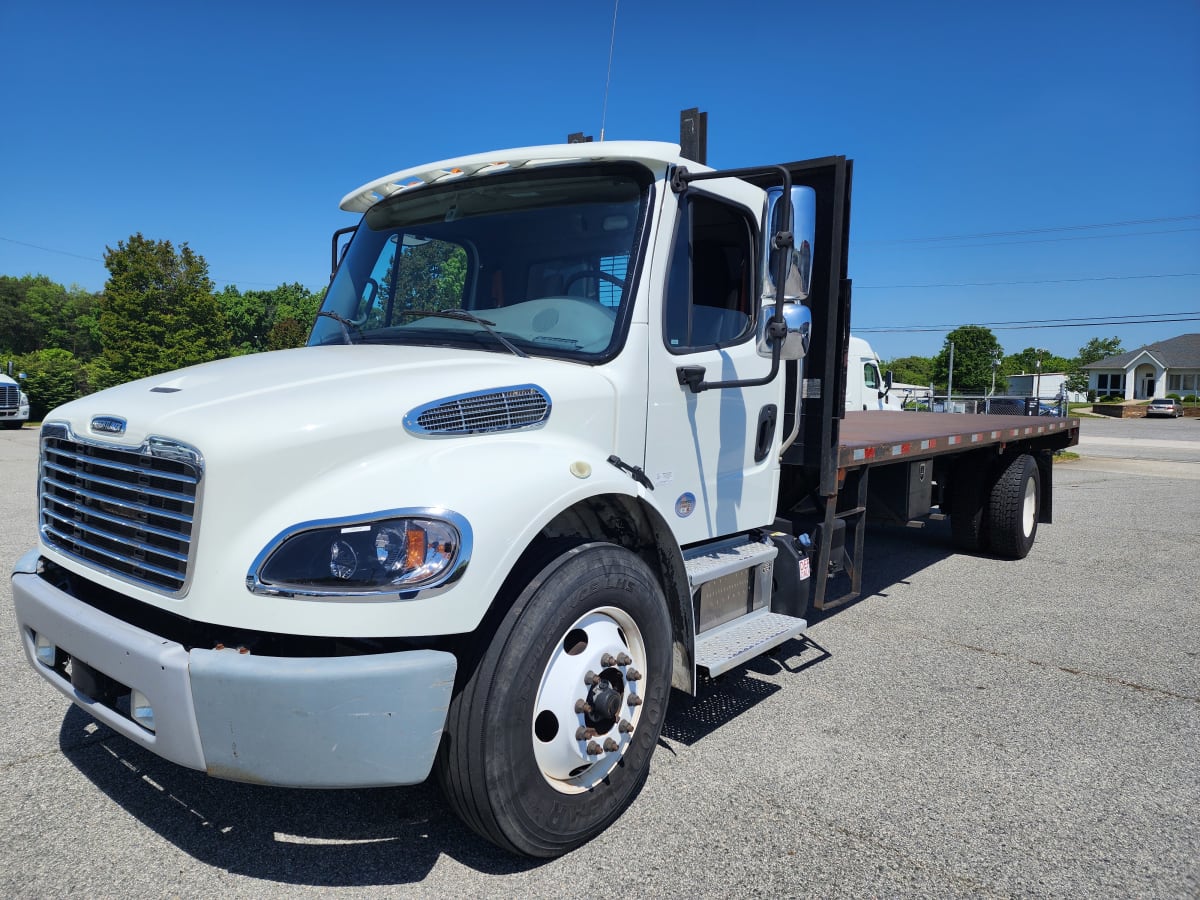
[
  {"x1": 97, "y1": 234, "x2": 231, "y2": 388},
  {"x1": 15, "y1": 348, "x2": 85, "y2": 420},
  {"x1": 217, "y1": 282, "x2": 323, "y2": 354},
  {"x1": 214, "y1": 282, "x2": 319, "y2": 355},
  {"x1": 267, "y1": 317, "x2": 309, "y2": 350},
  {"x1": 934, "y1": 325, "x2": 1003, "y2": 394},
  {"x1": 0, "y1": 275, "x2": 46, "y2": 354},
  {"x1": 1002, "y1": 347, "x2": 1072, "y2": 377},
  {"x1": 1067, "y1": 335, "x2": 1124, "y2": 394},
  {"x1": 0, "y1": 275, "x2": 103, "y2": 360},
  {"x1": 1076, "y1": 336, "x2": 1123, "y2": 366},
  {"x1": 881, "y1": 354, "x2": 935, "y2": 386},
  {"x1": 392, "y1": 241, "x2": 467, "y2": 313}
]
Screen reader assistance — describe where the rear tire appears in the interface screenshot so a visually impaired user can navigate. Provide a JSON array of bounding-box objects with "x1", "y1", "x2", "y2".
[
  {"x1": 436, "y1": 543, "x2": 671, "y2": 857},
  {"x1": 987, "y1": 454, "x2": 1040, "y2": 559}
]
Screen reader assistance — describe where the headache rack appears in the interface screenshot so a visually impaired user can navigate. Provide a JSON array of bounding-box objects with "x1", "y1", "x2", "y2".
[{"x1": 38, "y1": 423, "x2": 203, "y2": 594}]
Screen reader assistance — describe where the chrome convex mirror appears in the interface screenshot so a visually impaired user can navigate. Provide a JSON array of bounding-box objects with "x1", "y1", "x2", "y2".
[
  {"x1": 756, "y1": 301, "x2": 811, "y2": 360},
  {"x1": 758, "y1": 185, "x2": 816, "y2": 360},
  {"x1": 762, "y1": 185, "x2": 816, "y2": 303}
]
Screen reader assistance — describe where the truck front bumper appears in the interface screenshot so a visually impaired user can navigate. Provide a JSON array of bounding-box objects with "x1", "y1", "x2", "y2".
[{"x1": 11, "y1": 552, "x2": 457, "y2": 788}]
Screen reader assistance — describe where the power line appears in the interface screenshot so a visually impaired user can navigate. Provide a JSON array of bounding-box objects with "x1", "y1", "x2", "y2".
[
  {"x1": 857, "y1": 272, "x2": 1200, "y2": 290},
  {"x1": 860, "y1": 214, "x2": 1200, "y2": 245},
  {"x1": 901, "y1": 226, "x2": 1200, "y2": 250},
  {"x1": 856, "y1": 313, "x2": 1200, "y2": 334},
  {"x1": 0, "y1": 236, "x2": 102, "y2": 263},
  {"x1": 863, "y1": 310, "x2": 1200, "y2": 328},
  {"x1": 1, "y1": 235, "x2": 284, "y2": 288}
]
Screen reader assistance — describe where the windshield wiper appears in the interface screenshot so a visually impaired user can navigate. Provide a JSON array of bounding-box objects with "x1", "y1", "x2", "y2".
[
  {"x1": 315, "y1": 310, "x2": 360, "y2": 344},
  {"x1": 396, "y1": 309, "x2": 528, "y2": 358}
]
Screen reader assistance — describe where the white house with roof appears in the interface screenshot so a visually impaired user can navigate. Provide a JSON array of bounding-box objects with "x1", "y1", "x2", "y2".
[{"x1": 1082, "y1": 333, "x2": 1200, "y2": 400}]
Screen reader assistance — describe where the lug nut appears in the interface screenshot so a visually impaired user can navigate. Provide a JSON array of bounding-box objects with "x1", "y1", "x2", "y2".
[
  {"x1": 574, "y1": 699, "x2": 592, "y2": 714},
  {"x1": 626, "y1": 667, "x2": 642, "y2": 681},
  {"x1": 618, "y1": 719, "x2": 634, "y2": 734},
  {"x1": 603, "y1": 738, "x2": 619, "y2": 752},
  {"x1": 627, "y1": 694, "x2": 642, "y2": 707},
  {"x1": 617, "y1": 653, "x2": 632, "y2": 666},
  {"x1": 575, "y1": 726, "x2": 598, "y2": 741},
  {"x1": 586, "y1": 741, "x2": 602, "y2": 756},
  {"x1": 601, "y1": 653, "x2": 616, "y2": 667},
  {"x1": 584, "y1": 670, "x2": 597, "y2": 686}
]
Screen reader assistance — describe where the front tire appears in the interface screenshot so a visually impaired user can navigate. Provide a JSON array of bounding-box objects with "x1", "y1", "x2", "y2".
[
  {"x1": 987, "y1": 454, "x2": 1040, "y2": 559},
  {"x1": 437, "y1": 543, "x2": 672, "y2": 857}
]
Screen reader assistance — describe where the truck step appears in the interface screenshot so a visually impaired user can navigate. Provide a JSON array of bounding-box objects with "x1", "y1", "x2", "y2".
[
  {"x1": 683, "y1": 538, "x2": 777, "y2": 590},
  {"x1": 694, "y1": 610, "x2": 807, "y2": 678}
]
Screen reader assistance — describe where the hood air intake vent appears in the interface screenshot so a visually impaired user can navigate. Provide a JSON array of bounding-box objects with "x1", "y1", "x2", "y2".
[{"x1": 404, "y1": 384, "x2": 551, "y2": 436}]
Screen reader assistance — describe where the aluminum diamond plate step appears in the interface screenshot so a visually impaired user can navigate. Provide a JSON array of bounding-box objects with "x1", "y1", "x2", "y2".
[
  {"x1": 694, "y1": 610, "x2": 807, "y2": 678},
  {"x1": 683, "y1": 538, "x2": 777, "y2": 590}
]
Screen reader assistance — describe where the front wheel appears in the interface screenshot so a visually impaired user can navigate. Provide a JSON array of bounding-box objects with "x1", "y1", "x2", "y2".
[{"x1": 436, "y1": 543, "x2": 672, "y2": 857}]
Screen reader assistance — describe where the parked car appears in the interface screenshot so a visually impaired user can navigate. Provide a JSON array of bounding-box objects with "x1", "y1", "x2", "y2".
[{"x1": 1146, "y1": 398, "x2": 1184, "y2": 418}]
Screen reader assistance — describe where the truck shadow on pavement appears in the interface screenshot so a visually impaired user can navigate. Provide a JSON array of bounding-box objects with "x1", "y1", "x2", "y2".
[
  {"x1": 658, "y1": 518, "x2": 961, "y2": 746},
  {"x1": 55, "y1": 522, "x2": 959, "y2": 884},
  {"x1": 58, "y1": 707, "x2": 539, "y2": 884},
  {"x1": 807, "y1": 517, "x2": 961, "y2": 625}
]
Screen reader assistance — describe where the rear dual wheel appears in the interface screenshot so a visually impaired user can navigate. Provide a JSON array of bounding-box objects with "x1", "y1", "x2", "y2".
[
  {"x1": 950, "y1": 452, "x2": 1041, "y2": 559},
  {"x1": 436, "y1": 543, "x2": 671, "y2": 857},
  {"x1": 988, "y1": 453, "x2": 1040, "y2": 559}
]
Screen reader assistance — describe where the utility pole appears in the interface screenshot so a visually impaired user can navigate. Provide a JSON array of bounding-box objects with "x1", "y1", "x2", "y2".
[{"x1": 946, "y1": 342, "x2": 954, "y2": 412}]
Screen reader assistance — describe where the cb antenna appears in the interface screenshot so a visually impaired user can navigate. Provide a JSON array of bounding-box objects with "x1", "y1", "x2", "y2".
[{"x1": 599, "y1": 0, "x2": 619, "y2": 141}]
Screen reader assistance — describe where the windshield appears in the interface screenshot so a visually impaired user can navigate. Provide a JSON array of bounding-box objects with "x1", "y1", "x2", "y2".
[{"x1": 310, "y1": 164, "x2": 651, "y2": 361}]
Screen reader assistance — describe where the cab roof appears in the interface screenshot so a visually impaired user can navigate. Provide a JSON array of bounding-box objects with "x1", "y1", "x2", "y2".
[{"x1": 340, "y1": 141, "x2": 706, "y2": 213}]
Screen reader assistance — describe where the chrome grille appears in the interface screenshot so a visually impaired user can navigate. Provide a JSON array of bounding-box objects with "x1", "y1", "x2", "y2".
[
  {"x1": 405, "y1": 385, "x2": 551, "y2": 436},
  {"x1": 0, "y1": 384, "x2": 17, "y2": 410},
  {"x1": 38, "y1": 423, "x2": 202, "y2": 594}
]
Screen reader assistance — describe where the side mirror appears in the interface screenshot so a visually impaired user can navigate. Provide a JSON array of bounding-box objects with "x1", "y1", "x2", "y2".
[
  {"x1": 880, "y1": 369, "x2": 894, "y2": 398},
  {"x1": 756, "y1": 301, "x2": 812, "y2": 361},
  {"x1": 762, "y1": 186, "x2": 817, "y2": 303}
]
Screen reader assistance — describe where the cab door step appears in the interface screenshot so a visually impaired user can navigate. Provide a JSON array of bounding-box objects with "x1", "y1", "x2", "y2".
[
  {"x1": 694, "y1": 609, "x2": 807, "y2": 678},
  {"x1": 683, "y1": 537, "x2": 777, "y2": 590}
]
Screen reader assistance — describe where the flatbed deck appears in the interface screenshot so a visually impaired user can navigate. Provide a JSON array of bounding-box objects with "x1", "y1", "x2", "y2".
[{"x1": 838, "y1": 411, "x2": 1079, "y2": 468}]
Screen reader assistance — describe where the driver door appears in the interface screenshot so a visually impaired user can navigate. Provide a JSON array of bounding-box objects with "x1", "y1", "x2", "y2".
[{"x1": 643, "y1": 186, "x2": 782, "y2": 545}]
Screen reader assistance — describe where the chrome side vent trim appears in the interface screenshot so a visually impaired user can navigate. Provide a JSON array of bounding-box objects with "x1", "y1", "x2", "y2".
[
  {"x1": 38, "y1": 422, "x2": 203, "y2": 595},
  {"x1": 404, "y1": 384, "x2": 551, "y2": 436}
]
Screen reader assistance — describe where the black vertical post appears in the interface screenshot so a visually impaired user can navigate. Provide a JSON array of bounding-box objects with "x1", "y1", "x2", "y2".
[{"x1": 679, "y1": 108, "x2": 707, "y2": 164}]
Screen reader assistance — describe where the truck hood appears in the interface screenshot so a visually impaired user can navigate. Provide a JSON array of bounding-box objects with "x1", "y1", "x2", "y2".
[
  {"x1": 38, "y1": 344, "x2": 629, "y2": 632},
  {"x1": 46, "y1": 345, "x2": 618, "y2": 460}
]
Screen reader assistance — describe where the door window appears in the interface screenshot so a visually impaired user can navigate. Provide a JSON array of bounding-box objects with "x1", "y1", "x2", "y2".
[
  {"x1": 663, "y1": 194, "x2": 756, "y2": 352},
  {"x1": 864, "y1": 363, "x2": 879, "y2": 391}
]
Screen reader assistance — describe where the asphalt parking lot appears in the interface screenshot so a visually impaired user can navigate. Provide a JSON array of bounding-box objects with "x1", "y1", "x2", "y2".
[{"x1": 1, "y1": 416, "x2": 1197, "y2": 898}]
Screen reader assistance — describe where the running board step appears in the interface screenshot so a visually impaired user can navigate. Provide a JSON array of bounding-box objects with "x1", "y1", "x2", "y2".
[
  {"x1": 684, "y1": 538, "x2": 777, "y2": 590},
  {"x1": 695, "y1": 610, "x2": 807, "y2": 678}
]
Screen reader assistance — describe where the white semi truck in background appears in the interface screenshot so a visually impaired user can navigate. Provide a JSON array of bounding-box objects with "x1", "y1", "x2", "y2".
[
  {"x1": 845, "y1": 334, "x2": 903, "y2": 411},
  {"x1": 12, "y1": 138, "x2": 1078, "y2": 857},
  {"x1": 0, "y1": 369, "x2": 29, "y2": 429}
]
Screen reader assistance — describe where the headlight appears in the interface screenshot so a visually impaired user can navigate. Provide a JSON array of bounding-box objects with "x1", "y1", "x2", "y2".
[{"x1": 248, "y1": 510, "x2": 471, "y2": 598}]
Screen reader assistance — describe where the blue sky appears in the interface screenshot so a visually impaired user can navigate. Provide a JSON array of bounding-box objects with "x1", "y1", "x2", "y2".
[{"x1": 1, "y1": 0, "x2": 1196, "y2": 360}]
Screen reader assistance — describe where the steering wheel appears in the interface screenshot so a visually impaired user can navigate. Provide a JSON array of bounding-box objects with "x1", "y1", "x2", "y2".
[{"x1": 564, "y1": 269, "x2": 626, "y2": 293}]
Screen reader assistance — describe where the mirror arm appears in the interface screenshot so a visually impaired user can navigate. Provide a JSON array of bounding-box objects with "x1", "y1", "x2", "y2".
[{"x1": 678, "y1": 340, "x2": 782, "y2": 394}]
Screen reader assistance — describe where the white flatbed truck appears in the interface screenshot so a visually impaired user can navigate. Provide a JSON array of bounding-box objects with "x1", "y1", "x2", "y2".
[{"x1": 11, "y1": 141, "x2": 1078, "y2": 857}]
